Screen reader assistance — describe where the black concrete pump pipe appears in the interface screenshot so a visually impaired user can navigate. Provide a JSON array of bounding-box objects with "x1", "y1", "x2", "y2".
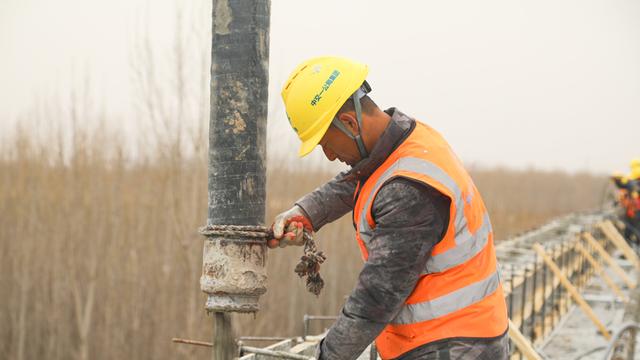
[
  {"x1": 208, "y1": 2, "x2": 269, "y2": 227},
  {"x1": 200, "y1": 0, "x2": 270, "y2": 358}
]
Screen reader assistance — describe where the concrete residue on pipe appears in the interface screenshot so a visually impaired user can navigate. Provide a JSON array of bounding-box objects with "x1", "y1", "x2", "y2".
[
  {"x1": 213, "y1": 0, "x2": 232, "y2": 35},
  {"x1": 221, "y1": 81, "x2": 249, "y2": 134},
  {"x1": 227, "y1": 112, "x2": 247, "y2": 134},
  {"x1": 242, "y1": 176, "x2": 256, "y2": 196},
  {"x1": 201, "y1": 237, "x2": 267, "y2": 312}
]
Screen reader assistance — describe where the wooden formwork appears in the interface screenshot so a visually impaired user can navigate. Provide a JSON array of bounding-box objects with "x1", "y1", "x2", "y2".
[
  {"x1": 499, "y1": 215, "x2": 639, "y2": 359},
  {"x1": 499, "y1": 215, "x2": 603, "y2": 347}
]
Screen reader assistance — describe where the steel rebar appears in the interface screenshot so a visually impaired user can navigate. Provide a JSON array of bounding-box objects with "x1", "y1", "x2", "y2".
[
  {"x1": 303, "y1": 315, "x2": 338, "y2": 340},
  {"x1": 241, "y1": 345, "x2": 314, "y2": 360},
  {"x1": 172, "y1": 338, "x2": 213, "y2": 347}
]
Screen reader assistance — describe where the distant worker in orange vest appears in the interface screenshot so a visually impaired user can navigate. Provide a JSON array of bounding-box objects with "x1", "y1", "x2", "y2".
[
  {"x1": 611, "y1": 158, "x2": 640, "y2": 242},
  {"x1": 269, "y1": 56, "x2": 509, "y2": 360}
]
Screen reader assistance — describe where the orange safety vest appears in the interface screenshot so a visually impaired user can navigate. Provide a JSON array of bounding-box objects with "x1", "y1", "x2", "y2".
[
  {"x1": 353, "y1": 121, "x2": 508, "y2": 359},
  {"x1": 618, "y1": 190, "x2": 636, "y2": 218}
]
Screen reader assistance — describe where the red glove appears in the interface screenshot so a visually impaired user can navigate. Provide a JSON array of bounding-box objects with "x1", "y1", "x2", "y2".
[{"x1": 268, "y1": 206, "x2": 313, "y2": 248}]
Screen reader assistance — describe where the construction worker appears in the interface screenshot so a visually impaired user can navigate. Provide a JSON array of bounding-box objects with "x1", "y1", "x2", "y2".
[
  {"x1": 632, "y1": 160, "x2": 640, "y2": 237},
  {"x1": 269, "y1": 56, "x2": 508, "y2": 360},
  {"x1": 611, "y1": 173, "x2": 634, "y2": 216},
  {"x1": 612, "y1": 159, "x2": 640, "y2": 242}
]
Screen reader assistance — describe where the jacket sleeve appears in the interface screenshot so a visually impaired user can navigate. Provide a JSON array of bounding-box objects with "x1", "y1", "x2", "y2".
[
  {"x1": 295, "y1": 170, "x2": 358, "y2": 231},
  {"x1": 318, "y1": 177, "x2": 450, "y2": 360}
]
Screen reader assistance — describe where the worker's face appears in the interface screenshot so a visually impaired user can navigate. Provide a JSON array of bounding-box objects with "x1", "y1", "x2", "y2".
[{"x1": 318, "y1": 113, "x2": 362, "y2": 166}]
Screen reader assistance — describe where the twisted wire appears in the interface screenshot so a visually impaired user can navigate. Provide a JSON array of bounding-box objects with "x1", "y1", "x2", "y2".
[{"x1": 199, "y1": 224, "x2": 272, "y2": 239}]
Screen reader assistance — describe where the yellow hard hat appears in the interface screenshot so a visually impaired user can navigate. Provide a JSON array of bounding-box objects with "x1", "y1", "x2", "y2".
[
  {"x1": 631, "y1": 158, "x2": 640, "y2": 179},
  {"x1": 281, "y1": 56, "x2": 369, "y2": 157}
]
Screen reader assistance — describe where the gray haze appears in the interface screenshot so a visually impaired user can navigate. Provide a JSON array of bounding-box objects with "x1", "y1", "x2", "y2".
[{"x1": 1, "y1": 0, "x2": 639, "y2": 174}]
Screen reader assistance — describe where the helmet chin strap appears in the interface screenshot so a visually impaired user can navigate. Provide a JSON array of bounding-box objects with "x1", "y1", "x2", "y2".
[{"x1": 331, "y1": 87, "x2": 369, "y2": 159}]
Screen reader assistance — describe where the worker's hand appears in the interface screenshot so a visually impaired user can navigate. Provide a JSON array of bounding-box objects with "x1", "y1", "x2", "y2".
[{"x1": 268, "y1": 205, "x2": 313, "y2": 248}]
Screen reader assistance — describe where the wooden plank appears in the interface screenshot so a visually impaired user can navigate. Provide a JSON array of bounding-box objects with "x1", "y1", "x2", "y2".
[
  {"x1": 532, "y1": 243, "x2": 611, "y2": 340},
  {"x1": 508, "y1": 319, "x2": 544, "y2": 360},
  {"x1": 575, "y1": 241, "x2": 628, "y2": 302},
  {"x1": 582, "y1": 232, "x2": 636, "y2": 289},
  {"x1": 599, "y1": 221, "x2": 640, "y2": 271}
]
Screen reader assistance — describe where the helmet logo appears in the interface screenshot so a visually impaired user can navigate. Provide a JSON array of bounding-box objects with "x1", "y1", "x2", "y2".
[{"x1": 310, "y1": 69, "x2": 341, "y2": 106}]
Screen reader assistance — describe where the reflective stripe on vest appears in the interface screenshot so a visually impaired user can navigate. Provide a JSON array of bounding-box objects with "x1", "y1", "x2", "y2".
[
  {"x1": 390, "y1": 268, "x2": 500, "y2": 325},
  {"x1": 358, "y1": 156, "x2": 492, "y2": 273}
]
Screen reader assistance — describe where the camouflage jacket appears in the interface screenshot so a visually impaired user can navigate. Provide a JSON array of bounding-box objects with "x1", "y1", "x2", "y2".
[{"x1": 297, "y1": 109, "x2": 508, "y2": 360}]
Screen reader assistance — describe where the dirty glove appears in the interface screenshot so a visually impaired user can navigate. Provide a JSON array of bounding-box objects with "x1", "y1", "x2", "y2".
[{"x1": 268, "y1": 205, "x2": 313, "y2": 248}]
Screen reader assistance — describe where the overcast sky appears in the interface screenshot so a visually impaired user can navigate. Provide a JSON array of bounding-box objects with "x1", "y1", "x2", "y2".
[{"x1": 1, "y1": 0, "x2": 639, "y2": 174}]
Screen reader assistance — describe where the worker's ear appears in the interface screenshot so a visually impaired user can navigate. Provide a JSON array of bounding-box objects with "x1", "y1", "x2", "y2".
[{"x1": 336, "y1": 112, "x2": 359, "y2": 136}]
